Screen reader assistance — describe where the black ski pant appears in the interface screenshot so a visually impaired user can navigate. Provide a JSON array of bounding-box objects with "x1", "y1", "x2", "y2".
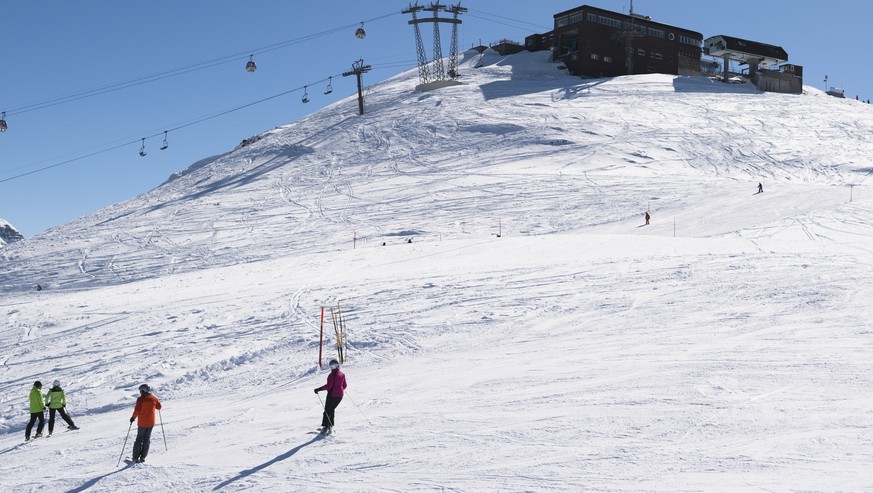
[
  {"x1": 132, "y1": 426, "x2": 154, "y2": 461},
  {"x1": 48, "y1": 407, "x2": 76, "y2": 433},
  {"x1": 25, "y1": 411, "x2": 45, "y2": 439},
  {"x1": 321, "y1": 395, "x2": 343, "y2": 428}
]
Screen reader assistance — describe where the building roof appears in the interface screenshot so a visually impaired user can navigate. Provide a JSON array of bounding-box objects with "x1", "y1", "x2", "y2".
[{"x1": 553, "y1": 4, "x2": 703, "y2": 39}]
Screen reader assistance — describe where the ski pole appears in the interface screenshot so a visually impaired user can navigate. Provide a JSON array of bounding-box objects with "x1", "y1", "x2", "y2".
[
  {"x1": 345, "y1": 391, "x2": 372, "y2": 425},
  {"x1": 117, "y1": 421, "x2": 133, "y2": 467},
  {"x1": 316, "y1": 393, "x2": 334, "y2": 428},
  {"x1": 158, "y1": 409, "x2": 168, "y2": 451}
]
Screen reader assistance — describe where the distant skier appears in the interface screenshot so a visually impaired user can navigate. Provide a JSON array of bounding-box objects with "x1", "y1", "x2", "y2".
[
  {"x1": 36, "y1": 284, "x2": 42, "y2": 291},
  {"x1": 25, "y1": 381, "x2": 46, "y2": 441},
  {"x1": 645, "y1": 211, "x2": 650, "y2": 225},
  {"x1": 45, "y1": 380, "x2": 79, "y2": 436},
  {"x1": 130, "y1": 384, "x2": 162, "y2": 463},
  {"x1": 314, "y1": 359, "x2": 347, "y2": 434},
  {"x1": 757, "y1": 183, "x2": 763, "y2": 194}
]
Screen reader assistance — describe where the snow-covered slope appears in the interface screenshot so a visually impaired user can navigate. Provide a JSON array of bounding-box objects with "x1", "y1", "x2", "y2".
[{"x1": 2, "y1": 50, "x2": 873, "y2": 491}]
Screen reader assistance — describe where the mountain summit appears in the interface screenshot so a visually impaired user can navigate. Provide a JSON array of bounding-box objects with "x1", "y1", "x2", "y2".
[
  {"x1": 0, "y1": 218, "x2": 24, "y2": 247},
  {"x1": 3, "y1": 49, "x2": 871, "y2": 292}
]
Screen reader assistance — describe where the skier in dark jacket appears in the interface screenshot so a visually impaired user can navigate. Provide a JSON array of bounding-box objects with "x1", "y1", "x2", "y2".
[
  {"x1": 130, "y1": 384, "x2": 162, "y2": 463},
  {"x1": 25, "y1": 381, "x2": 46, "y2": 441},
  {"x1": 45, "y1": 380, "x2": 79, "y2": 435},
  {"x1": 314, "y1": 359, "x2": 347, "y2": 434}
]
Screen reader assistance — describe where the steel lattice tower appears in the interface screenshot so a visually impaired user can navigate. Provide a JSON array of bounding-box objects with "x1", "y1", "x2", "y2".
[
  {"x1": 403, "y1": 2, "x2": 467, "y2": 89},
  {"x1": 446, "y1": 4, "x2": 464, "y2": 79},
  {"x1": 406, "y1": 6, "x2": 432, "y2": 84},
  {"x1": 429, "y1": 3, "x2": 445, "y2": 81}
]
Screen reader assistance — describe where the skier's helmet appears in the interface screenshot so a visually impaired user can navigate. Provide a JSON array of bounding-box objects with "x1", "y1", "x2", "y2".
[
  {"x1": 328, "y1": 359, "x2": 340, "y2": 369},
  {"x1": 138, "y1": 384, "x2": 150, "y2": 394},
  {"x1": 53, "y1": 380, "x2": 60, "y2": 387},
  {"x1": 34, "y1": 381, "x2": 42, "y2": 388}
]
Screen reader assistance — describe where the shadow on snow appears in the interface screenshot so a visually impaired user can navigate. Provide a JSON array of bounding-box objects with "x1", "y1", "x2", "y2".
[
  {"x1": 212, "y1": 434, "x2": 325, "y2": 490},
  {"x1": 65, "y1": 463, "x2": 134, "y2": 493}
]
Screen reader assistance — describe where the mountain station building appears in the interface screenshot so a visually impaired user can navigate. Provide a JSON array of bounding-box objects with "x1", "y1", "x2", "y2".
[
  {"x1": 524, "y1": 5, "x2": 802, "y2": 94},
  {"x1": 525, "y1": 5, "x2": 703, "y2": 78}
]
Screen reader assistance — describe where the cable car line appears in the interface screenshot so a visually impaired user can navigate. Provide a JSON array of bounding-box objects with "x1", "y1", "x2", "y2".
[
  {"x1": 466, "y1": 9, "x2": 552, "y2": 31},
  {"x1": 0, "y1": 8, "x2": 531, "y2": 127},
  {"x1": 0, "y1": 70, "x2": 348, "y2": 184},
  {"x1": 0, "y1": 11, "x2": 399, "y2": 119},
  {"x1": 0, "y1": 55, "x2": 419, "y2": 183}
]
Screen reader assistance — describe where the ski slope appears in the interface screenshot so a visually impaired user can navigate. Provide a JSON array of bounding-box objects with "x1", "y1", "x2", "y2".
[{"x1": 2, "y1": 49, "x2": 873, "y2": 492}]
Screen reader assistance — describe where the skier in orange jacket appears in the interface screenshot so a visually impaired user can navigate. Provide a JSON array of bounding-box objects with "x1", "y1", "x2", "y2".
[{"x1": 130, "y1": 384, "x2": 162, "y2": 463}]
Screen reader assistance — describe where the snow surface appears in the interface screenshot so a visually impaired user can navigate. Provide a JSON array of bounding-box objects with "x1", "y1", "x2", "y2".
[{"x1": 2, "y1": 49, "x2": 873, "y2": 492}]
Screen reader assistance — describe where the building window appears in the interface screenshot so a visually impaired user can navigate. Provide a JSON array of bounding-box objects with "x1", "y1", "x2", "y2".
[
  {"x1": 556, "y1": 16, "x2": 568, "y2": 27},
  {"x1": 652, "y1": 52, "x2": 663, "y2": 60},
  {"x1": 637, "y1": 48, "x2": 646, "y2": 56},
  {"x1": 679, "y1": 35, "x2": 701, "y2": 46},
  {"x1": 598, "y1": 16, "x2": 620, "y2": 28},
  {"x1": 603, "y1": 56, "x2": 613, "y2": 63},
  {"x1": 569, "y1": 13, "x2": 583, "y2": 24},
  {"x1": 646, "y1": 28, "x2": 664, "y2": 38},
  {"x1": 587, "y1": 13, "x2": 597, "y2": 22},
  {"x1": 591, "y1": 53, "x2": 600, "y2": 60}
]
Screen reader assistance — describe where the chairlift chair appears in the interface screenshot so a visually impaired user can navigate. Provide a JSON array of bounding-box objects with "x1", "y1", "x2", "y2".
[
  {"x1": 160, "y1": 131, "x2": 169, "y2": 150},
  {"x1": 302, "y1": 86, "x2": 310, "y2": 103},
  {"x1": 246, "y1": 55, "x2": 257, "y2": 73},
  {"x1": 324, "y1": 76, "x2": 333, "y2": 95},
  {"x1": 0, "y1": 112, "x2": 7, "y2": 132},
  {"x1": 139, "y1": 138, "x2": 147, "y2": 157},
  {"x1": 355, "y1": 22, "x2": 366, "y2": 39}
]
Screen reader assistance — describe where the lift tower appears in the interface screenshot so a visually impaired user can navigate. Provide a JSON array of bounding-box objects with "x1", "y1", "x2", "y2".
[
  {"x1": 343, "y1": 59, "x2": 372, "y2": 115},
  {"x1": 403, "y1": 2, "x2": 467, "y2": 91}
]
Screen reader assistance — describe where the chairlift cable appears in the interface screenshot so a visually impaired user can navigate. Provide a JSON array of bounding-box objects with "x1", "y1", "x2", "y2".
[{"x1": 0, "y1": 60, "x2": 403, "y2": 184}]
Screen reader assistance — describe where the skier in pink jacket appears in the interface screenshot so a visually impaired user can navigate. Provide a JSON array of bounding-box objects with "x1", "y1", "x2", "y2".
[{"x1": 314, "y1": 359, "x2": 347, "y2": 434}]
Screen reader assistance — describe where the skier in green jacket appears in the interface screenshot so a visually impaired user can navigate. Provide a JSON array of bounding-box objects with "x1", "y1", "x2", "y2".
[
  {"x1": 45, "y1": 380, "x2": 79, "y2": 436},
  {"x1": 25, "y1": 381, "x2": 46, "y2": 441}
]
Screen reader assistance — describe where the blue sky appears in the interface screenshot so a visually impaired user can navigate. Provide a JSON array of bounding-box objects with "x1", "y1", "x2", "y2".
[{"x1": 2, "y1": 0, "x2": 870, "y2": 237}]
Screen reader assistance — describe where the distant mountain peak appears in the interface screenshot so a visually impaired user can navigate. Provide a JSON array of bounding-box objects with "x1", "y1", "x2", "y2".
[{"x1": 0, "y1": 218, "x2": 24, "y2": 247}]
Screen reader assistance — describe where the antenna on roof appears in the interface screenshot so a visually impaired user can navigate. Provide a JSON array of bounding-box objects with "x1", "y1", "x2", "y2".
[{"x1": 615, "y1": 0, "x2": 643, "y2": 75}]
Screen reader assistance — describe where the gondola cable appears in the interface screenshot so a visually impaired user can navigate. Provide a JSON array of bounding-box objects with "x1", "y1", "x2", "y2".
[{"x1": 0, "y1": 11, "x2": 399, "y2": 118}]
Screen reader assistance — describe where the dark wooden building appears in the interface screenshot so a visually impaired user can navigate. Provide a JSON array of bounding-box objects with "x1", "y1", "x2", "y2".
[{"x1": 525, "y1": 5, "x2": 703, "y2": 78}]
